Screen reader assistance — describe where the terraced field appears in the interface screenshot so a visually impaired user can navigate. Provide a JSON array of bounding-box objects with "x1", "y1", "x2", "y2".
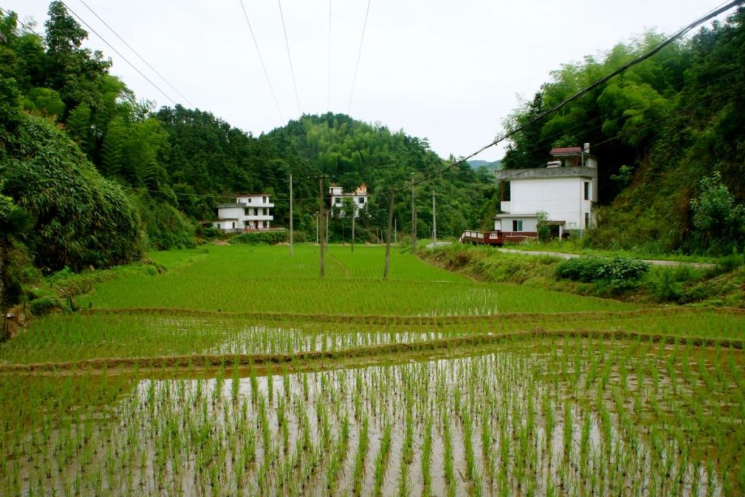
[{"x1": 1, "y1": 245, "x2": 743, "y2": 496}]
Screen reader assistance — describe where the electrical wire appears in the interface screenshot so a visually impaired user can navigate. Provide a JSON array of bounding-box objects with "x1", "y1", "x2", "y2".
[
  {"x1": 75, "y1": 0, "x2": 194, "y2": 107},
  {"x1": 404, "y1": 0, "x2": 744, "y2": 191},
  {"x1": 58, "y1": 1, "x2": 179, "y2": 105},
  {"x1": 347, "y1": 0, "x2": 372, "y2": 114},
  {"x1": 327, "y1": 0, "x2": 332, "y2": 112},
  {"x1": 276, "y1": 0, "x2": 302, "y2": 114},
  {"x1": 0, "y1": 7, "x2": 44, "y2": 40},
  {"x1": 238, "y1": 0, "x2": 285, "y2": 123}
]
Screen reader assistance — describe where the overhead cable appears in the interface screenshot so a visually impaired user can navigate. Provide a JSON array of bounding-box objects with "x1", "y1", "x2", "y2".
[
  {"x1": 276, "y1": 0, "x2": 302, "y2": 114},
  {"x1": 238, "y1": 0, "x2": 285, "y2": 123},
  {"x1": 59, "y1": 1, "x2": 179, "y2": 105},
  {"x1": 76, "y1": 0, "x2": 194, "y2": 107}
]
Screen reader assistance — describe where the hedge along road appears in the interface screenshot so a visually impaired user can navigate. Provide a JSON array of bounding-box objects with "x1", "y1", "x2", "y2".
[{"x1": 496, "y1": 248, "x2": 716, "y2": 268}]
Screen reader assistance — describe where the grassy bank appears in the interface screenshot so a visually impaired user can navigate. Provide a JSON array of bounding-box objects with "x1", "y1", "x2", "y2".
[{"x1": 420, "y1": 244, "x2": 745, "y2": 307}]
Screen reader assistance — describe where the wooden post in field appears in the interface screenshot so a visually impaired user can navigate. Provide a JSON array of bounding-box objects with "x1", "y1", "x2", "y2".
[
  {"x1": 432, "y1": 189, "x2": 437, "y2": 246},
  {"x1": 289, "y1": 173, "x2": 294, "y2": 257},
  {"x1": 351, "y1": 202, "x2": 355, "y2": 253},
  {"x1": 319, "y1": 177, "x2": 325, "y2": 278},
  {"x1": 384, "y1": 190, "x2": 395, "y2": 279},
  {"x1": 411, "y1": 177, "x2": 417, "y2": 253}
]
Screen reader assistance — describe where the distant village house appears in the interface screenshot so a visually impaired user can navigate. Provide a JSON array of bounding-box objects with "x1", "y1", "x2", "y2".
[
  {"x1": 329, "y1": 184, "x2": 368, "y2": 217},
  {"x1": 212, "y1": 194, "x2": 274, "y2": 232},
  {"x1": 493, "y1": 144, "x2": 597, "y2": 243}
]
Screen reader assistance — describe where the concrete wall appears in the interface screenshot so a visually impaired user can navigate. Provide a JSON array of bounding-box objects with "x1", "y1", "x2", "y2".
[
  {"x1": 217, "y1": 207, "x2": 244, "y2": 221},
  {"x1": 510, "y1": 177, "x2": 594, "y2": 229}
]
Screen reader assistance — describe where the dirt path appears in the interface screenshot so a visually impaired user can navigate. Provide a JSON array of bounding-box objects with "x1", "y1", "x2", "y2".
[{"x1": 497, "y1": 248, "x2": 716, "y2": 269}]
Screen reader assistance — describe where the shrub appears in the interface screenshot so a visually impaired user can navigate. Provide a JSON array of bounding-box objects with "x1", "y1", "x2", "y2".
[
  {"x1": 597, "y1": 257, "x2": 650, "y2": 285},
  {"x1": 555, "y1": 257, "x2": 605, "y2": 283},
  {"x1": 556, "y1": 256, "x2": 650, "y2": 294},
  {"x1": 28, "y1": 295, "x2": 63, "y2": 316},
  {"x1": 229, "y1": 230, "x2": 287, "y2": 246}
]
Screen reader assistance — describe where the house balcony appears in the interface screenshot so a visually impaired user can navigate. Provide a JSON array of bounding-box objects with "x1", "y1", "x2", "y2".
[
  {"x1": 500, "y1": 201, "x2": 511, "y2": 213},
  {"x1": 244, "y1": 215, "x2": 273, "y2": 221}
]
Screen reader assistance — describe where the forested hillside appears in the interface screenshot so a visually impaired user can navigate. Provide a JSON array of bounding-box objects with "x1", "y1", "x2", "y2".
[
  {"x1": 0, "y1": 2, "x2": 496, "y2": 311},
  {"x1": 502, "y1": 8, "x2": 745, "y2": 255}
]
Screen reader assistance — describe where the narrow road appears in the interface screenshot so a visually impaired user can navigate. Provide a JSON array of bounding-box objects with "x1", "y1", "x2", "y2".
[{"x1": 496, "y1": 248, "x2": 716, "y2": 269}]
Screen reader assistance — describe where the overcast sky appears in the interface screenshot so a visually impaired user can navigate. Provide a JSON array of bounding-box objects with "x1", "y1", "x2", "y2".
[{"x1": 3, "y1": 0, "x2": 733, "y2": 161}]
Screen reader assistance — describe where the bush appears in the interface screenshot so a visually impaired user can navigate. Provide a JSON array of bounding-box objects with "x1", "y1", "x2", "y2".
[
  {"x1": 556, "y1": 256, "x2": 650, "y2": 294},
  {"x1": 136, "y1": 196, "x2": 196, "y2": 250},
  {"x1": 28, "y1": 295, "x2": 63, "y2": 316},
  {"x1": 555, "y1": 257, "x2": 606, "y2": 282},
  {"x1": 597, "y1": 257, "x2": 650, "y2": 285},
  {"x1": 229, "y1": 230, "x2": 287, "y2": 246}
]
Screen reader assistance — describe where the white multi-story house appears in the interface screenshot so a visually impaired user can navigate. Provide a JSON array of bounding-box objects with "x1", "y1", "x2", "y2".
[
  {"x1": 493, "y1": 144, "x2": 597, "y2": 242},
  {"x1": 212, "y1": 194, "x2": 274, "y2": 232},
  {"x1": 329, "y1": 184, "x2": 368, "y2": 217}
]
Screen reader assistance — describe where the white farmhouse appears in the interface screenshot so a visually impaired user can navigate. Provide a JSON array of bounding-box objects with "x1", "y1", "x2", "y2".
[
  {"x1": 329, "y1": 184, "x2": 368, "y2": 217},
  {"x1": 212, "y1": 194, "x2": 274, "y2": 232},
  {"x1": 494, "y1": 144, "x2": 597, "y2": 242}
]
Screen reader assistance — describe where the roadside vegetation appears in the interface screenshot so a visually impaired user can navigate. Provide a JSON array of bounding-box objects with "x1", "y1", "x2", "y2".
[{"x1": 422, "y1": 244, "x2": 745, "y2": 306}]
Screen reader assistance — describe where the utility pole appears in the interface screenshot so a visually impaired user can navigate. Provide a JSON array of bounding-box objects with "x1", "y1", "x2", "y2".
[
  {"x1": 384, "y1": 190, "x2": 395, "y2": 279},
  {"x1": 289, "y1": 173, "x2": 294, "y2": 257},
  {"x1": 411, "y1": 176, "x2": 417, "y2": 253},
  {"x1": 432, "y1": 189, "x2": 437, "y2": 246},
  {"x1": 319, "y1": 177, "x2": 325, "y2": 278},
  {"x1": 315, "y1": 213, "x2": 319, "y2": 244},
  {"x1": 351, "y1": 202, "x2": 356, "y2": 253}
]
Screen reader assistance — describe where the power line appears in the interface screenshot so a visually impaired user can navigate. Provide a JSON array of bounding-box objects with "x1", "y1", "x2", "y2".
[
  {"x1": 327, "y1": 0, "x2": 332, "y2": 112},
  {"x1": 505, "y1": 63, "x2": 745, "y2": 163},
  {"x1": 75, "y1": 0, "x2": 194, "y2": 107},
  {"x1": 347, "y1": 0, "x2": 372, "y2": 114},
  {"x1": 0, "y1": 7, "x2": 44, "y2": 40},
  {"x1": 58, "y1": 1, "x2": 179, "y2": 105},
  {"x1": 276, "y1": 0, "x2": 302, "y2": 115},
  {"x1": 405, "y1": 0, "x2": 744, "y2": 191},
  {"x1": 238, "y1": 0, "x2": 285, "y2": 123}
]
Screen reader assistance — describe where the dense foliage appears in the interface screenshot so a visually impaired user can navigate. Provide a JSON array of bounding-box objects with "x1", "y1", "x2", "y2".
[
  {"x1": 2, "y1": 114, "x2": 143, "y2": 272},
  {"x1": 502, "y1": 9, "x2": 745, "y2": 254}
]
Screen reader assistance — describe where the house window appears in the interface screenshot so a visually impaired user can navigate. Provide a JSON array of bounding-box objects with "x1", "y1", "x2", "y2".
[
  {"x1": 263, "y1": 197, "x2": 267, "y2": 203},
  {"x1": 248, "y1": 198, "x2": 252, "y2": 203},
  {"x1": 232, "y1": 222, "x2": 235, "y2": 229},
  {"x1": 216, "y1": 223, "x2": 220, "y2": 229},
  {"x1": 512, "y1": 220, "x2": 523, "y2": 232},
  {"x1": 584, "y1": 182, "x2": 590, "y2": 200},
  {"x1": 585, "y1": 212, "x2": 590, "y2": 228},
  {"x1": 358, "y1": 197, "x2": 365, "y2": 204},
  {"x1": 335, "y1": 198, "x2": 342, "y2": 204}
]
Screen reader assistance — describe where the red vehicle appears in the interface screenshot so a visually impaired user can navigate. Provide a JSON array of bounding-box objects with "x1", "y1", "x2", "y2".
[{"x1": 459, "y1": 230, "x2": 504, "y2": 246}]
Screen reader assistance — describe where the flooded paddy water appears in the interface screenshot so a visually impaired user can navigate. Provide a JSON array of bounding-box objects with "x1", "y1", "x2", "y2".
[{"x1": 2, "y1": 337, "x2": 744, "y2": 496}]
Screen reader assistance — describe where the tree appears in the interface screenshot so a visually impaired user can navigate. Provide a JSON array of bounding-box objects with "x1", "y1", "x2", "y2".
[{"x1": 691, "y1": 172, "x2": 745, "y2": 253}]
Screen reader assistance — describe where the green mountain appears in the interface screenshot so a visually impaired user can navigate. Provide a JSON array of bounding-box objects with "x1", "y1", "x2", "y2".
[{"x1": 468, "y1": 160, "x2": 502, "y2": 171}]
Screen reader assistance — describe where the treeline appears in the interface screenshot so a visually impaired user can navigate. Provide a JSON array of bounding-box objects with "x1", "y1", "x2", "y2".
[{"x1": 502, "y1": 8, "x2": 745, "y2": 254}]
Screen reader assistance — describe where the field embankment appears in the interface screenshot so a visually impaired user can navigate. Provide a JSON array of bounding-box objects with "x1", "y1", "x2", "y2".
[{"x1": 421, "y1": 244, "x2": 745, "y2": 307}]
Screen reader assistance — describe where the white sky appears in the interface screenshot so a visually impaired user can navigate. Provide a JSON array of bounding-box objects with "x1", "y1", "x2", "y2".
[{"x1": 3, "y1": 0, "x2": 733, "y2": 161}]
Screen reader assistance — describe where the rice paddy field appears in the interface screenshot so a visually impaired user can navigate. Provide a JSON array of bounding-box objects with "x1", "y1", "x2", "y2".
[{"x1": 1, "y1": 244, "x2": 744, "y2": 496}]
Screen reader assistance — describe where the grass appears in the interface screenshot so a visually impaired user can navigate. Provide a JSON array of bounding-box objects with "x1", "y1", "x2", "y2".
[{"x1": 0, "y1": 243, "x2": 743, "y2": 495}]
